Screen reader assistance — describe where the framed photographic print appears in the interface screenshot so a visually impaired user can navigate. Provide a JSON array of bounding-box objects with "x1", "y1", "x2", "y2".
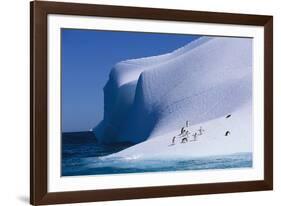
[{"x1": 30, "y1": 1, "x2": 273, "y2": 205}]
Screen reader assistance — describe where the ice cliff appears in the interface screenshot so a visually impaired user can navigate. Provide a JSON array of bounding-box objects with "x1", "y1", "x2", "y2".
[{"x1": 92, "y1": 36, "x2": 252, "y2": 147}]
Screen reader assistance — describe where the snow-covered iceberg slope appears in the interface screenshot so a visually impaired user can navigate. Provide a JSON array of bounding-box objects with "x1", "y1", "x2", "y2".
[
  {"x1": 92, "y1": 36, "x2": 253, "y2": 156},
  {"x1": 105, "y1": 100, "x2": 252, "y2": 159}
]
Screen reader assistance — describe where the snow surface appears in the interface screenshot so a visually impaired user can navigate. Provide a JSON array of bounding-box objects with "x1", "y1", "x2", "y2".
[
  {"x1": 92, "y1": 36, "x2": 252, "y2": 158},
  {"x1": 105, "y1": 100, "x2": 252, "y2": 159}
]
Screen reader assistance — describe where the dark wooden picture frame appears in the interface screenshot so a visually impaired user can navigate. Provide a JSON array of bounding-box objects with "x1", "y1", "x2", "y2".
[{"x1": 30, "y1": 1, "x2": 273, "y2": 205}]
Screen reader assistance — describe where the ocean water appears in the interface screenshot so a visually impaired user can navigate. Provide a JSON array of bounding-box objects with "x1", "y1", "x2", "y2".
[{"x1": 62, "y1": 132, "x2": 252, "y2": 176}]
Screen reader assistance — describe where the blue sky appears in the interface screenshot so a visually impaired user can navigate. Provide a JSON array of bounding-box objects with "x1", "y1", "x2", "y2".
[{"x1": 62, "y1": 29, "x2": 200, "y2": 132}]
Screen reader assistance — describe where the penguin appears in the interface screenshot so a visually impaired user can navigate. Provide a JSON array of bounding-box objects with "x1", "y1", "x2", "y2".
[{"x1": 225, "y1": 131, "x2": 231, "y2": 136}]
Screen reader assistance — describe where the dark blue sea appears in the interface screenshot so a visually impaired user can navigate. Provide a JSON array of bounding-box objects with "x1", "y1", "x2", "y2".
[{"x1": 62, "y1": 132, "x2": 252, "y2": 176}]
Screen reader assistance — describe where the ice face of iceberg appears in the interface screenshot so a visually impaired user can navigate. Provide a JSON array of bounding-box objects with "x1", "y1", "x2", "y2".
[{"x1": 92, "y1": 36, "x2": 252, "y2": 144}]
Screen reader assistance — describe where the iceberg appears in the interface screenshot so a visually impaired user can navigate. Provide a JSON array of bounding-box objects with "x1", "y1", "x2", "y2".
[{"x1": 92, "y1": 36, "x2": 252, "y2": 158}]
